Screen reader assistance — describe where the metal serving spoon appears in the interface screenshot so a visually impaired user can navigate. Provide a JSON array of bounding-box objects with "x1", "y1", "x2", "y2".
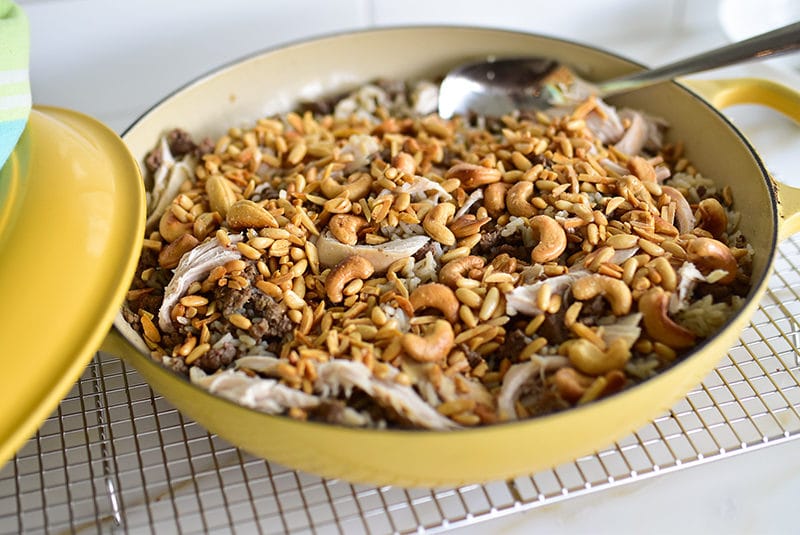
[{"x1": 438, "y1": 21, "x2": 800, "y2": 118}]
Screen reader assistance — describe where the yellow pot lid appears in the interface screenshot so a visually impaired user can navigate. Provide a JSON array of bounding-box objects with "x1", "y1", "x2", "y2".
[{"x1": 0, "y1": 106, "x2": 145, "y2": 466}]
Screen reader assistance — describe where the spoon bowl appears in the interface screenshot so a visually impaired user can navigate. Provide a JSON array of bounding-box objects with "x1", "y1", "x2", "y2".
[{"x1": 438, "y1": 21, "x2": 800, "y2": 118}]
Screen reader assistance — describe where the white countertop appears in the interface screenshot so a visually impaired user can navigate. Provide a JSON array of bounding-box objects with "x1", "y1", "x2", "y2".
[{"x1": 18, "y1": 0, "x2": 800, "y2": 533}]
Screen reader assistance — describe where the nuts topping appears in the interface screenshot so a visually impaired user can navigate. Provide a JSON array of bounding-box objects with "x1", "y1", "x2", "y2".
[
  {"x1": 409, "y1": 283, "x2": 460, "y2": 323},
  {"x1": 505, "y1": 181, "x2": 536, "y2": 218},
  {"x1": 226, "y1": 199, "x2": 277, "y2": 229},
  {"x1": 329, "y1": 214, "x2": 368, "y2": 245},
  {"x1": 445, "y1": 162, "x2": 502, "y2": 189},
  {"x1": 423, "y1": 202, "x2": 456, "y2": 245},
  {"x1": 206, "y1": 175, "x2": 237, "y2": 217},
  {"x1": 695, "y1": 198, "x2": 728, "y2": 238},
  {"x1": 570, "y1": 274, "x2": 633, "y2": 316},
  {"x1": 686, "y1": 237, "x2": 737, "y2": 284},
  {"x1": 325, "y1": 255, "x2": 374, "y2": 303},
  {"x1": 129, "y1": 80, "x2": 752, "y2": 430},
  {"x1": 638, "y1": 287, "x2": 696, "y2": 349},
  {"x1": 401, "y1": 319, "x2": 455, "y2": 363},
  {"x1": 528, "y1": 215, "x2": 567, "y2": 263}
]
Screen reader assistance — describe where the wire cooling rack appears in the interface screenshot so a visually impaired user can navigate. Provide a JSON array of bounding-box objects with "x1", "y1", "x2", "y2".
[{"x1": 3, "y1": 237, "x2": 800, "y2": 535}]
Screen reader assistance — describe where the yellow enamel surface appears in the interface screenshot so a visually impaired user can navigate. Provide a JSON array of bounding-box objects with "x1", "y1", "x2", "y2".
[
  {"x1": 0, "y1": 107, "x2": 144, "y2": 467},
  {"x1": 682, "y1": 78, "x2": 800, "y2": 124},
  {"x1": 775, "y1": 181, "x2": 800, "y2": 240},
  {"x1": 681, "y1": 77, "x2": 800, "y2": 240},
  {"x1": 105, "y1": 294, "x2": 760, "y2": 487},
  {"x1": 112, "y1": 28, "x2": 791, "y2": 487}
]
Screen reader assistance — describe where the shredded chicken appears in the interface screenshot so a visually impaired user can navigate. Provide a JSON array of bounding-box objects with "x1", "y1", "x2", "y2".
[
  {"x1": 315, "y1": 360, "x2": 461, "y2": 430},
  {"x1": 504, "y1": 248, "x2": 640, "y2": 316},
  {"x1": 145, "y1": 138, "x2": 196, "y2": 230},
  {"x1": 396, "y1": 174, "x2": 452, "y2": 203},
  {"x1": 314, "y1": 231, "x2": 430, "y2": 271},
  {"x1": 497, "y1": 356, "x2": 570, "y2": 420},
  {"x1": 670, "y1": 262, "x2": 707, "y2": 314},
  {"x1": 158, "y1": 234, "x2": 243, "y2": 331},
  {"x1": 191, "y1": 367, "x2": 320, "y2": 414}
]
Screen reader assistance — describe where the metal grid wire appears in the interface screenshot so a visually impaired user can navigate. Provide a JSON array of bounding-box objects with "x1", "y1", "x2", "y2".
[{"x1": 3, "y1": 238, "x2": 800, "y2": 535}]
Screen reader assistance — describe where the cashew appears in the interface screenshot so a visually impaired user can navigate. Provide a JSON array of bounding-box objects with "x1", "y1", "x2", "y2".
[
  {"x1": 686, "y1": 237, "x2": 737, "y2": 284},
  {"x1": 626, "y1": 156, "x2": 657, "y2": 183},
  {"x1": 320, "y1": 172, "x2": 372, "y2": 201},
  {"x1": 205, "y1": 174, "x2": 237, "y2": 217},
  {"x1": 439, "y1": 255, "x2": 485, "y2": 288},
  {"x1": 226, "y1": 199, "x2": 278, "y2": 230},
  {"x1": 325, "y1": 255, "x2": 375, "y2": 303},
  {"x1": 566, "y1": 338, "x2": 631, "y2": 376},
  {"x1": 638, "y1": 287, "x2": 696, "y2": 349},
  {"x1": 448, "y1": 214, "x2": 491, "y2": 238},
  {"x1": 445, "y1": 162, "x2": 502, "y2": 190},
  {"x1": 552, "y1": 367, "x2": 627, "y2": 404},
  {"x1": 552, "y1": 367, "x2": 594, "y2": 403},
  {"x1": 484, "y1": 182, "x2": 510, "y2": 218},
  {"x1": 662, "y1": 186, "x2": 695, "y2": 234},
  {"x1": 193, "y1": 212, "x2": 219, "y2": 241},
  {"x1": 649, "y1": 256, "x2": 677, "y2": 292},
  {"x1": 695, "y1": 198, "x2": 728, "y2": 238},
  {"x1": 158, "y1": 233, "x2": 199, "y2": 269},
  {"x1": 409, "y1": 283, "x2": 460, "y2": 323},
  {"x1": 401, "y1": 319, "x2": 455, "y2": 363},
  {"x1": 159, "y1": 210, "x2": 193, "y2": 243},
  {"x1": 329, "y1": 214, "x2": 368, "y2": 245},
  {"x1": 392, "y1": 151, "x2": 416, "y2": 176},
  {"x1": 423, "y1": 202, "x2": 456, "y2": 245},
  {"x1": 490, "y1": 253, "x2": 517, "y2": 274},
  {"x1": 505, "y1": 181, "x2": 536, "y2": 217},
  {"x1": 315, "y1": 231, "x2": 429, "y2": 271},
  {"x1": 529, "y1": 215, "x2": 567, "y2": 263},
  {"x1": 571, "y1": 274, "x2": 633, "y2": 316}
]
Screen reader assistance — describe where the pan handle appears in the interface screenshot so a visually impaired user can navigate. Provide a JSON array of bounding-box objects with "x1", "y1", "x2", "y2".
[
  {"x1": 681, "y1": 77, "x2": 800, "y2": 240},
  {"x1": 774, "y1": 181, "x2": 800, "y2": 241},
  {"x1": 681, "y1": 77, "x2": 800, "y2": 124}
]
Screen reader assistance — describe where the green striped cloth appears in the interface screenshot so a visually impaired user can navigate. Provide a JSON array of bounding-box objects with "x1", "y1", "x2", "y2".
[{"x1": 0, "y1": 1, "x2": 30, "y2": 169}]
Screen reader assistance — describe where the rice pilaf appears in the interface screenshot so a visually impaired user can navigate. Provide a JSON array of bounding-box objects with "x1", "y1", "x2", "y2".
[{"x1": 123, "y1": 79, "x2": 752, "y2": 429}]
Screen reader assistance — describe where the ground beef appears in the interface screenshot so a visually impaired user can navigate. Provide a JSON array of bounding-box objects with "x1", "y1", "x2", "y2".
[
  {"x1": 694, "y1": 280, "x2": 748, "y2": 304},
  {"x1": 494, "y1": 243, "x2": 530, "y2": 262},
  {"x1": 193, "y1": 137, "x2": 215, "y2": 159},
  {"x1": 130, "y1": 290, "x2": 164, "y2": 318},
  {"x1": 494, "y1": 329, "x2": 530, "y2": 365},
  {"x1": 538, "y1": 307, "x2": 570, "y2": 346},
  {"x1": 375, "y1": 78, "x2": 407, "y2": 101},
  {"x1": 250, "y1": 315, "x2": 292, "y2": 341},
  {"x1": 167, "y1": 128, "x2": 196, "y2": 157},
  {"x1": 160, "y1": 330, "x2": 186, "y2": 353},
  {"x1": 215, "y1": 284, "x2": 252, "y2": 317},
  {"x1": 121, "y1": 308, "x2": 141, "y2": 331},
  {"x1": 196, "y1": 342, "x2": 237, "y2": 373},
  {"x1": 213, "y1": 263, "x2": 294, "y2": 341},
  {"x1": 144, "y1": 129, "x2": 212, "y2": 174},
  {"x1": 298, "y1": 89, "x2": 350, "y2": 116},
  {"x1": 413, "y1": 240, "x2": 438, "y2": 261},
  {"x1": 476, "y1": 226, "x2": 502, "y2": 254},
  {"x1": 475, "y1": 226, "x2": 529, "y2": 261},
  {"x1": 346, "y1": 389, "x2": 412, "y2": 428},
  {"x1": 144, "y1": 147, "x2": 162, "y2": 174},
  {"x1": 161, "y1": 356, "x2": 189, "y2": 376},
  {"x1": 460, "y1": 344, "x2": 484, "y2": 368},
  {"x1": 312, "y1": 400, "x2": 350, "y2": 424},
  {"x1": 519, "y1": 376, "x2": 570, "y2": 416},
  {"x1": 577, "y1": 295, "x2": 608, "y2": 326}
]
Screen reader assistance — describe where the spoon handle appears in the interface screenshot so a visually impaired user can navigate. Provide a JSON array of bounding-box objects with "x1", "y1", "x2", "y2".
[{"x1": 596, "y1": 21, "x2": 800, "y2": 96}]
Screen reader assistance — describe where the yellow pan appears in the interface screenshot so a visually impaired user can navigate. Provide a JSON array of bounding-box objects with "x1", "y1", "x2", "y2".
[
  {"x1": 37, "y1": 27, "x2": 800, "y2": 487},
  {"x1": 0, "y1": 107, "x2": 144, "y2": 467}
]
